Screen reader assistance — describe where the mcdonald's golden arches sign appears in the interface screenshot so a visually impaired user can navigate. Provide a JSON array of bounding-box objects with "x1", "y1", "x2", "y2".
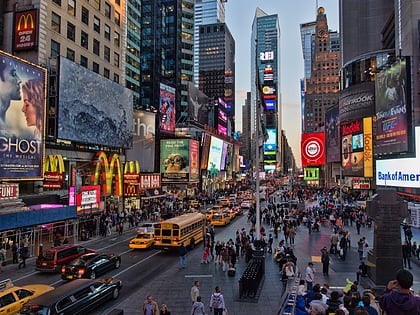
[{"x1": 14, "y1": 9, "x2": 38, "y2": 51}]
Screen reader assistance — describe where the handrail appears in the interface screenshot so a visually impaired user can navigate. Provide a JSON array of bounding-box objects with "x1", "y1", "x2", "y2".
[{"x1": 274, "y1": 268, "x2": 301, "y2": 315}]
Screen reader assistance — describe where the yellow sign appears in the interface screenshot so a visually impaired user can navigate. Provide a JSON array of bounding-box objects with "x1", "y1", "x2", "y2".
[
  {"x1": 44, "y1": 154, "x2": 65, "y2": 173},
  {"x1": 17, "y1": 12, "x2": 35, "y2": 31},
  {"x1": 363, "y1": 117, "x2": 373, "y2": 177},
  {"x1": 92, "y1": 151, "x2": 122, "y2": 196}
]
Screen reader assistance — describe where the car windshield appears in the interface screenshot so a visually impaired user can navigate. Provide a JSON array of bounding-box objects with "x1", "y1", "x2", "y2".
[
  {"x1": 42, "y1": 251, "x2": 55, "y2": 261},
  {"x1": 213, "y1": 215, "x2": 223, "y2": 220},
  {"x1": 136, "y1": 234, "x2": 151, "y2": 239},
  {"x1": 70, "y1": 256, "x2": 92, "y2": 266}
]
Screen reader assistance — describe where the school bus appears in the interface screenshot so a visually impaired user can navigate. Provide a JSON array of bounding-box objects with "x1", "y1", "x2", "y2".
[{"x1": 153, "y1": 213, "x2": 207, "y2": 250}]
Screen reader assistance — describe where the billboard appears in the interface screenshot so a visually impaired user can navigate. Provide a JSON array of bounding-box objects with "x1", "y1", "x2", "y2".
[
  {"x1": 220, "y1": 142, "x2": 228, "y2": 170},
  {"x1": 160, "y1": 139, "x2": 198, "y2": 182},
  {"x1": 325, "y1": 104, "x2": 340, "y2": 162},
  {"x1": 0, "y1": 50, "x2": 46, "y2": 179},
  {"x1": 341, "y1": 120, "x2": 364, "y2": 176},
  {"x1": 376, "y1": 127, "x2": 420, "y2": 188},
  {"x1": 14, "y1": 9, "x2": 38, "y2": 51},
  {"x1": 264, "y1": 129, "x2": 277, "y2": 151},
  {"x1": 375, "y1": 58, "x2": 410, "y2": 155},
  {"x1": 159, "y1": 83, "x2": 176, "y2": 133},
  {"x1": 218, "y1": 124, "x2": 227, "y2": 135},
  {"x1": 363, "y1": 117, "x2": 373, "y2": 177},
  {"x1": 339, "y1": 81, "x2": 375, "y2": 122},
  {"x1": 301, "y1": 133, "x2": 325, "y2": 167},
  {"x1": 58, "y1": 57, "x2": 133, "y2": 148},
  {"x1": 207, "y1": 136, "x2": 223, "y2": 172},
  {"x1": 304, "y1": 167, "x2": 319, "y2": 180},
  {"x1": 74, "y1": 185, "x2": 101, "y2": 214},
  {"x1": 187, "y1": 82, "x2": 208, "y2": 124},
  {"x1": 126, "y1": 110, "x2": 155, "y2": 173},
  {"x1": 139, "y1": 174, "x2": 160, "y2": 189},
  {"x1": 200, "y1": 133, "x2": 211, "y2": 170}
]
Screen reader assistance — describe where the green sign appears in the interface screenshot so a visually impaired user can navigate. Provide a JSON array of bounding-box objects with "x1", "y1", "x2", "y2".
[{"x1": 304, "y1": 167, "x2": 319, "y2": 180}]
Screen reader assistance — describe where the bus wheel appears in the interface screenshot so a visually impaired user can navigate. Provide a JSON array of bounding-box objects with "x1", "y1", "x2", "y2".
[{"x1": 189, "y1": 239, "x2": 195, "y2": 249}]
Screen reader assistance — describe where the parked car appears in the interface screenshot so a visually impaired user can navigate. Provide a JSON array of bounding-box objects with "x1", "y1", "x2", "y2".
[
  {"x1": 61, "y1": 252, "x2": 121, "y2": 280},
  {"x1": 19, "y1": 278, "x2": 122, "y2": 315},
  {"x1": 0, "y1": 279, "x2": 54, "y2": 315},
  {"x1": 36, "y1": 244, "x2": 94, "y2": 272}
]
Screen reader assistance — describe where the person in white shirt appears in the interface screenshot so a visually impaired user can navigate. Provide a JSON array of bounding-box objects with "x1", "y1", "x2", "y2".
[{"x1": 305, "y1": 262, "x2": 315, "y2": 291}]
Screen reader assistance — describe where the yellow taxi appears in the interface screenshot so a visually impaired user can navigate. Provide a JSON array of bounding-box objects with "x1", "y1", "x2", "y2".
[
  {"x1": 218, "y1": 198, "x2": 230, "y2": 206},
  {"x1": 224, "y1": 209, "x2": 236, "y2": 220},
  {"x1": 211, "y1": 205, "x2": 224, "y2": 212},
  {"x1": 129, "y1": 227, "x2": 155, "y2": 249},
  {"x1": 188, "y1": 200, "x2": 201, "y2": 208},
  {"x1": 210, "y1": 212, "x2": 231, "y2": 226},
  {"x1": 203, "y1": 209, "x2": 217, "y2": 220},
  {"x1": 0, "y1": 279, "x2": 54, "y2": 315}
]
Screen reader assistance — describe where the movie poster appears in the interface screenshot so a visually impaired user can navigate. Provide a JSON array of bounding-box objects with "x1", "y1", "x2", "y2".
[
  {"x1": 160, "y1": 139, "x2": 190, "y2": 182},
  {"x1": 159, "y1": 83, "x2": 176, "y2": 133},
  {"x1": 0, "y1": 51, "x2": 46, "y2": 179}
]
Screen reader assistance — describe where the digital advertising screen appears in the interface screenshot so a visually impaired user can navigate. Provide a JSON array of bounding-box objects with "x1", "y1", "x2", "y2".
[
  {"x1": 207, "y1": 136, "x2": 223, "y2": 172},
  {"x1": 220, "y1": 142, "x2": 228, "y2": 170},
  {"x1": 301, "y1": 133, "x2": 325, "y2": 167},
  {"x1": 58, "y1": 57, "x2": 133, "y2": 148},
  {"x1": 218, "y1": 109, "x2": 227, "y2": 123},
  {"x1": 339, "y1": 81, "x2": 375, "y2": 122},
  {"x1": 264, "y1": 129, "x2": 277, "y2": 151},
  {"x1": 304, "y1": 167, "x2": 319, "y2": 180},
  {"x1": 352, "y1": 134, "x2": 364, "y2": 150},
  {"x1": 265, "y1": 100, "x2": 275, "y2": 110},
  {"x1": 159, "y1": 83, "x2": 176, "y2": 133},
  {"x1": 189, "y1": 140, "x2": 199, "y2": 182},
  {"x1": 325, "y1": 104, "x2": 340, "y2": 163},
  {"x1": 218, "y1": 124, "x2": 227, "y2": 135},
  {"x1": 200, "y1": 133, "x2": 211, "y2": 170},
  {"x1": 161, "y1": 139, "x2": 191, "y2": 183},
  {"x1": 375, "y1": 58, "x2": 410, "y2": 155},
  {"x1": 187, "y1": 82, "x2": 208, "y2": 125},
  {"x1": 126, "y1": 110, "x2": 156, "y2": 173},
  {"x1": 0, "y1": 50, "x2": 46, "y2": 179},
  {"x1": 341, "y1": 120, "x2": 364, "y2": 176}
]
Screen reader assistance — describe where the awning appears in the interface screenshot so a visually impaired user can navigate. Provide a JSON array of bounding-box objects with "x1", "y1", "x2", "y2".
[{"x1": 141, "y1": 195, "x2": 167, "y2": 200}]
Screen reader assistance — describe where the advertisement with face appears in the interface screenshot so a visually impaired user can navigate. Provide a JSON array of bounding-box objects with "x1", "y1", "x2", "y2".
[
  {"x1": 159, "y1": 83, "x2": 176, "y2": 133},
  {"x1": 0, "y1": 51, "x2": 46, "y2": 179},
  {"x1": 375, "y1": 58, "x2": 410, "y2": 155},
  {"x1": 301, "y1": 133, "x2": 325, "y2": 167},
  {"x1": 161, "y1": 139, "x2": 190, "y2": 182},
  {"x1": 126, "y1": 110, "x2": 155, "y2": 172},
  {"x1": 341, "y1": 120, "x2": 364, "y2": 176},
  {"x1": 58, "y1": 57, "x2": 133, "y2": 148},
  {"x1": 325, "y1": 105, "x2": 340, "y2": 163},
  {"x1": 200, "y1": 133, "x2": 211, "y2": 170},
  {"x1": 207, "y1": 136, "x2": 223, "y2": 172}
]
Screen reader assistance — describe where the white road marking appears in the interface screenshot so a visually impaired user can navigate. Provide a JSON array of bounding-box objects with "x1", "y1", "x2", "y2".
[
  {"x1": 50, "y1": 279, "x2": 64, "y2": 286},
  {"x1": 184, "y1": 275, "x2": 213, "y2": 278},
  {"x1": 13, "y1": 271, "x2": 39, "y2": 282},
  {"x1": 111, "y1": 251, "x2": 161, "y2": 278}
]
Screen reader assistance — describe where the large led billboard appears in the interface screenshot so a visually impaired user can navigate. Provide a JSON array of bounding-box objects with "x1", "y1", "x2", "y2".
[
  {"x1": 264, "y1": 129, "x2": 277, "y2": 151},
  {"x1": 159, "y1": 83, "x2": 176, "y2": 133},
  {"x1": 200, "y1": 133, "x2": 211, "y2": 170},
  {"x1": 376, "y1": 127, "x2": 420, "y2": 188},
  {"x1": 220, "y1": 142, "x2": 228, "y2": 170},
  {"x1": 325, "y1": 105, "x2": 340, "y2": 163},
  {"x1": 301, "y1": 133, "x2": 325, "y2": 167},
  {"x1": 375, "y1": 58, "x2": 410, "y2": 155},
  {"x1": 304, "y1": 167, "x2": 319, "y2": 180},
  {"x1": 126, "y1": 110, "x2": 155, "y2": 173},
  {"x1": 161, "y1": 139, "x2": 198, "y2": 183},
  {"x1": 341, "y1": 120, "x2": 364, "y2": 176},
  {"x1": 207, "y1": 136, "x2": 223, "y2": 172},
  {"x1": 58, "y1": 57, "x2": 133, "y2": 148},
  {"x1": 187, "y1": 82, "x2": 208, "y2": 125},
  {"x1": 0, "y1": 50, "x2": 46, "y2": 179},
  {"x1": 339, "y1": 82, "x2": 375, "y2": 122}
]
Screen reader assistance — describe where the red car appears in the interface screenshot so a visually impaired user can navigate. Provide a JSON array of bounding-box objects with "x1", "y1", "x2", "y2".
[{"x1": 36, "y1": 244, "x2": 94, "y2": 272}]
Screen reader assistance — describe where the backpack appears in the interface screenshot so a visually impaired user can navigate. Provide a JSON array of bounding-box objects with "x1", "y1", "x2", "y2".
[{"x1": 212, "y1": 293, "x2": 221, "y2": 308}]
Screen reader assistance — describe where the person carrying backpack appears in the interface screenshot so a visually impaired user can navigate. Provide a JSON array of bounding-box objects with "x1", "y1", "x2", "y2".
[{"x1": 209, "y1": 286, "x2": 226, "y2": 315}]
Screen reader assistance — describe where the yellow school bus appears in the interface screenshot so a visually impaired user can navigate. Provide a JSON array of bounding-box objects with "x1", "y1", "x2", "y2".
[{"x1": 153, "y1": 213, "x2": 207, "y2": 250}]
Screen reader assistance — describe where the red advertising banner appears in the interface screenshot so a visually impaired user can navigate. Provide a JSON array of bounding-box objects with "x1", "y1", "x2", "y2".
[
  {"x1": 14, "y1": 9, "x2": 38, "y2": 51},
  {"x1": 301, "y1": 133, "x2": 325, "y2": 167},
  {"x1": 140, "y1": 174, "x2": 161, "y2": 189},
  {"x1": 124, "y1": 173, "x2": 140, "y2": 197},
  {"x1": 190, "y1": 140, "x2": 199, "y2": 182},
  {"x1": 0, "y1": 184, "x2": 19, "y2": 199},
  {"x1": 75, "y1": 185, "x2": 101, "y2": 214}
]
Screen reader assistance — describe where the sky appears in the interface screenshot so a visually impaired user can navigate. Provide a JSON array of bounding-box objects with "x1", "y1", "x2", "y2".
[{"x1": 225, "y1": 0, "x2": 339, "y2": 167}]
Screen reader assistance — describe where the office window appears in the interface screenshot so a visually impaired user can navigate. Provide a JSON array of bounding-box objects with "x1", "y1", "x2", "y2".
[
  {"x1": 115, "y1": 0, "x2": 120, "y2": 5},
  {"x1": 104, "y1": 2, "x2": 111, "y2": 18},
  {"x1": 51, "y1": 12, "x2": 61, "y2": 33},
  {"x1": 93, "y1": 0, "x2": 100, "y2": 10},
  {"x1": 113, "y1": 73, "x2": 119, "y2": 83},
  {"x1": 67, "y1": 22, "x2": 75, "y2": 41},
  {"x1": 93, "y1": 39, "x2": 100, "y2": 55},
  {"x1": 52, "y1": 0, "x2": 61, "y2": 5},
  {"x1": 80, "y1": 55, "x2": 88, "y2": 68},
  {"x1": 114, "y1": 52, "x2": 119, "y2": 67},
  {"x1": 66, "y1": 48, "x2": 75, "y2": 61},
  {"x1": 104, "y1": 24, "x2": 110, "y2": 40},
  {"x1": 50, "y1": 40, "x2": 60, "y2": 56},
  {"x1": 92, "y1": 62, "x2": 99, "y2": 73},
  {"x1": 94, "y1": 16, "x2": 100, "y2": 33},
  {"x1": 81, "y1": 7, "x2": 89, "y2": 25},
  {"x1": 104, "y1": 68, "x2": 110, "y2": 78},
  {"x1": 104, "y1": 46, "x2": 110, "y2": 62},
  {"x1": 68, "y1": 0, "x2": 76, "y2": 15},
  {"x1": 81, "y1": 31, "x2": 88, "y2": 49},
  {"x1": 114, "y1": 31, "x2": 120, "y2": 47},
  {"x1": 114, "y1": 11, "x2": 120, "y2": 26}
]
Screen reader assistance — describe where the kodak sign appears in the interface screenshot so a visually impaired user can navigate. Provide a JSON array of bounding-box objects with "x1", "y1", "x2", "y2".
[{"x1": 14, "y1": 9, "x2": 37, "y2": 51}]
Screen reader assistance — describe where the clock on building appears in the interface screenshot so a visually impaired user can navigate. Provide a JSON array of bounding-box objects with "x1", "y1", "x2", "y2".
[{"x1": 317, "y1": 28, "x2": 328, "y2": 38}]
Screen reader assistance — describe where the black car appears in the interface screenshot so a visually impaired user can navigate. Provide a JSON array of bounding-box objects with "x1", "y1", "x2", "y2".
[
  {"x1": 20, "y1": 278, "x2": 122, "y2": 315},
  {"x1": 61, "y1": 252, "x2": 121, "y2": 280}
]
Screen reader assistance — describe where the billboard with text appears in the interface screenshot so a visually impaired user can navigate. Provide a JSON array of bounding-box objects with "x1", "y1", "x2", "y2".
[
  {"x1": 301, "y1": 133, "x2": 325, "y2": 167},
  {"x1": 159, "y1": 83, "x2": 176, "y2": 133}
]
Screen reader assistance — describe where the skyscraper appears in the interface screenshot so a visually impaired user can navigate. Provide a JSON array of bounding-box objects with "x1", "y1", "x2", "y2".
[{"x1": 251, "y1": 7, "x2": 281, "y2": 171}]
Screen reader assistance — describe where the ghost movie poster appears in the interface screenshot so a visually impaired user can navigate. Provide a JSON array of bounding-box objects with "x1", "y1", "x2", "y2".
[{"x1": 0, "y1": 51, "x2": 46, "y2": 179}]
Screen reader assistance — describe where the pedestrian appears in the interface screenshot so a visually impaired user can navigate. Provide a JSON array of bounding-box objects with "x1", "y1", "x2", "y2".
[
  {"x1": 159, "y1": 304, "x2": 171, "y2": 315},
  {"x1": 18, "y1": 245, "x2": 28, "y2": 269},
  {"x1": 357, "y1": 238, "x2": 365, "y2": 261},
  {"x1": 267, "y1": 234, "x2": 273, "y2": 253},
  {"x1": 201, "y1": 247, "x2": 210, "y2": 264},
  {"x1": 321, "y1": 247, "x2": 330, "y2": 276},
  {"x1": 356, "y1": 220, "x2": 361, "y2": 235},
  {"x1": 12, "y1": 241, "x2": 18, "y2": 264},
  {"x1": 190, "y1": 281, "x2": 200, "y2": 304},
  {"x1": 53, "y1": 235, "x2": 61, "y2": 247},
  {"x1": 305, "y1": 262, "x2": 315, "y2": 292},
  {"x1": 379, "y1": 269, "x2": 420, "y2": 314},
  {"x1": 178, "y1": 242, "x2": 187, "y2": 269},
  {"x1": 356, "y1": 261, "x2": 368, "y2": 281},
  {"x1": 330, "y1": 231, "x2": 339, "y2": 254},
  {"x1": 0, "y1": 247, "x2": 5, "y2": 272},
  {"x1": 142, "y1": 295, "x2": 159, "y2": 315},
  {"x1": 339, "y1": 234, "x2": 348, "y2": 261},
  {"x1": 191, "y1": 295, "x2": 206, "y2": 315},
  {"x1": 220, "y1": 247, "x2": 229, "y2": 271},
  {"x1": 402, "y1": 240, "x2": 412, "y2": 269},
  {"x1": 209, "y1": 286, "x2": 226, "y2": 315}
]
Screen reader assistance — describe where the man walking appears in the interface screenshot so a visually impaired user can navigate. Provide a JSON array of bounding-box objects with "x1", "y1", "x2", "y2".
[
  {"x1": 190, "y1": 281, "x2": 200, "y2": 304},
  {"x1": 330, "y1": 231, "x2": 339, "y2": 254},
  {"x1": 321, "y1": 247, "x2": 330, "y2": 276},
  {"x1": 178, "y1": 242, "x2": 187, "y2": 269},
  {"x1": 209, "y1": 286, "x2": 226, "y2": 315},
  {"x1": 142, "y1": 295, "x2": 159, "y2": 315},
  {"x1": 305, "y1": 262, "x2": 315, "y2": 291}
]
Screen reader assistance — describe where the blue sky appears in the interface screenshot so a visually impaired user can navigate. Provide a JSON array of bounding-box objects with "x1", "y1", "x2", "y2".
[{"x1": 225, "y1": 0, "x2": 339, "y2": 166}]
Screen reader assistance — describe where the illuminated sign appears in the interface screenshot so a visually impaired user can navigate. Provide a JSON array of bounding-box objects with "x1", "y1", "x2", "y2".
[
  {"x1": 140, "y1": 174, "x2": 160, "y2": 189},
  {"x1": 301, "y1": 133, "x2": 325, "y2": 167},
  {"x1": 218, "y1": 97, "x2": 227, "y2": 109},
  {"x1": 304, "y1": 168, "x2": 319, "y2": 180},
  {"x1": 218, "y1": 124, "x2": 227, "y2": 135},
  {"x1": 92, "y1": 152, "x2": 122, "y2": 196},
  {"x1": 159, "y1": 83, "x2": 176, "y2": 133},
  {"x1": 44, "y1": 155, "x2": 65, "y2": 189},
  {"x1": 363, "y1": 117, "x2": 373, "y2": 177},
  {"x1": 263, "y1": 65, "x2": 274, "y2": 81},
  {"x1": 264, "y1": 129, "x2": 277, "y2": 151},
  {"x1": 0, "y1": 184, "x2": 19, "y2": 200},
  {"x1": 14, "y1": 9, "x2": 37, "y2": 51},
  {"x1": 260, "y1": 51, "x2": 274, "y2": 61},
  {"x1": 265, "y1": 100, "x2": 275, "y2": 110},
  {"x1": 207, "y1": 136, "x2": 223, "y2": 172},
  {"x1": 218, "y1": 110, "x2": 227, "y2": 122},
  {"x1": 341, "y1": 119, "x2": 364, "y2": 176},
  {"x1": 123, "y1": 161, "x2": 140, "y2": 197},
  {"x1": 75, "y1": 185, "x2": 101, "y2": 214}
]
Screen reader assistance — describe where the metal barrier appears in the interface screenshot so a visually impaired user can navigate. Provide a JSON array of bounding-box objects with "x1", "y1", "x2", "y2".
[
  {"x1": 239, "y1": 257, "x2": 265, "y2": 298},
  {"x1": 274, "y1": 268, "x2": 300, "y2": 315}
]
